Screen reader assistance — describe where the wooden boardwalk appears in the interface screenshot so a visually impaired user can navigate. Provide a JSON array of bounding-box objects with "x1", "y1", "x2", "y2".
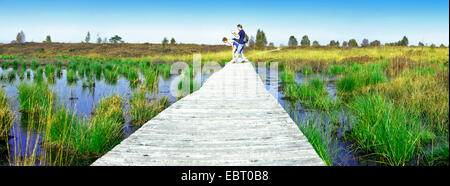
[{"x1": 92, "y1": 62, "x2": 325, "y2": 166}]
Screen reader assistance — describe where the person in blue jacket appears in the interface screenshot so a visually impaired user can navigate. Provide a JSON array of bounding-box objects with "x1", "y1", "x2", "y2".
[{"x1": 232, "y1": 24, "x2": 246, "y2": 63}]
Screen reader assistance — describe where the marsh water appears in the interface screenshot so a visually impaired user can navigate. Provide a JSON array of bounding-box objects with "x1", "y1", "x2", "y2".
[
  {"x1": 1, "y1": 64, "x2": 370, "y2": 166},
  {"x1": 257, "y1": 67, "x2": 373, "y2": 166}
]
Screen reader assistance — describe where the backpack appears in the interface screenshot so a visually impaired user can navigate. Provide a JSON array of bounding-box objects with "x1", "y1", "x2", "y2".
[{"x1": 243, "y1": 34, "x2": 249, "y2": 43}]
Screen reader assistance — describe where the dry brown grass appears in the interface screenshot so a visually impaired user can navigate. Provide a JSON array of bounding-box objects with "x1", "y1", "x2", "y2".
[
  {"x1": 386, "y1": 57, "x2": 420, "y2": 77},
  {"x1": 0, "y1": 42, "x2": 229, "y2": 58}
]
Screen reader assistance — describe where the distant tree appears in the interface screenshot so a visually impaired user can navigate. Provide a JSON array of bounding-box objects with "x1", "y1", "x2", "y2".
[
  {"x1": 361, "y1": 38, "x2": 369, "y2": 47},
  {"x1": 43, "y1": 35, "x2": 52, "y2": 43},
  {"x1": 370, "y1": 40, "x2": 381, "y2": 47},
  {"x1": 342, "y1": 41, "x2": 348, "y2": 47},
  {"x1": 268, "y1": 42, "x2": 274, "y2": 47},
  {"x1": 85, "y1": 32, "x2": 91, "y2": 43},
  {"x1": 430, "y1": 44, "x2": 436, "y2": 49},
  {"x1": 109, "y1": 35, "x2": 123, "y2": 43},
  {"x1": 348, "y1": 39, "x2": 358, "y2": 47},
  {"x1": 288, "y1": 36, "x2": 298, "y2": 47},
  {"x1": 103, "y1": 37, "x2": 108, "y2": 43},
  {"x1": 170, "y1": 38, "x2": 176, "y2": 45},
  {"x1": 248, "y1": 36, "x2": 255, "y2": 48},
  {"x1": 312, "y1": 40, "x2": 319, "y2": 46},
  {"x1": 439, "y1": 44, "x2": 446, "y2": 48},
  {"x1": 400, "y1": 36, "x2": 409, "y2": 46},
  {"x1": 255, "y1": 29, "x2": 268, "y2": 48},
  {"x1": 300, "y1": 35, "x2": 310, "y2": 47},
  {"x1": 16, "y1": 31, "x2": 26, "y2": 44},
  {"x1": 329, "y1": 40, "x2": 336, "y2": 47},
  {"x1": 418, "y1": 42, "x2": 425, "y2": 47},
  {"x1": 96, "y1": 33, "x2": 102, "y2": 44},
  {"x1": 328, "y1": 40, "x2": 340, "y2": 47},
  {"x1": 162, "y1": 37, "x2": 169, "y2": 46}
]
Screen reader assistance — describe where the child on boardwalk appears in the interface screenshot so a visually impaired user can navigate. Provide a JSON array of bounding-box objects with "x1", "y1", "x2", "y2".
[{"x1": 222, "y1": 37, "x2": 239, "y2": 62}]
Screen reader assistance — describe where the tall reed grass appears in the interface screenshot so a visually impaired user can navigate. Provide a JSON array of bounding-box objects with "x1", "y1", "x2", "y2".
[
  {"x1": 17, "y1": 82, "x2": 54, "y2": 117},
  {"x1": 128, "y1": 87, "x2": 170, "y2": 126},
  {"x1": 346, "y1": 94, "x2": 426, "y2": 166},
  {"x1": 0, "y1": 89, "x2": 15, "y2": 137}
]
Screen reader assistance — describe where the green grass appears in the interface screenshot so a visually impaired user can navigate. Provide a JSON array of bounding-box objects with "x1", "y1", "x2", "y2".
[
  {"x1": 67, "y1": 61, "x2": 77, "y2": 71},
  {"x1": 36, "y1": 66, "x2": 43, "y2": 74},
  {"x1": 122, "y1": 65, "x2": 139, "y2": 82},
  {"x1": 156, "y1": 63, "x2": 171, "y2": 79},
  {"x1": 139, "y1": 60, "x2": 151, "y2": 69},
  {"x1": 73, "y1": 115, "x2": 124, "y2": 155},
  {"x1": 21, "y1": 61, "x2": 27, "y2": 70},
  {"x1": 93, "y1": 94, "x2": 126, "y2": 124},
  {"x1": 82, "y1": 78, "x2": 95, "y2": 88},
  {"x1": 78, "y1": 65, "x2": 85, "y2": 78},
  {"x1": 423, "y1": 142, "x2": 449, "y2": 166},
  {"x1": 280, "y1": 67, "x2": 295, "y2": 84},
  {"x1": 12, "y1": 60, "x2": 19, "y2": 69},
  {"x1": 104, "y1": 68, "x2": 119, "y2": 83},
  {"x1": 346, "y1": 94, "x2": 426, "y2": 166},
  {"x1": 291, "y1": 110, "x2": 339, "y2": 166},
  {"x1": 57, "y1": 61, "x2": 63, "y2": 68},
  {"x1": 329, "y1": 65, "x2": 346, "y2": 75},
  {"x1": 128, "y1": 87, "x2": 170, "y2": 126},
  {"x1": 47, "y1": 95, "x2": 126, "y2": 157},
  {"x1": 1, "y1": 61, "x2": 10, "y2": 69},
  {"x1": 337, "y1": 64, "x2": 386, "y2": 97},
  {"x1": 45, "y1": 64, "x2": 56, "y2": 80},
  {"x1": 285, "y1": 77, "x2": 339, "y2": 111},
  {"x1": 17, "y1": 82, "x2": 54, "y2": 117},
  {"x1": 17, "y1": 70, "x2": 25, "y2": 80},
  {"x1": 11, "y1": 91, "x2": 131, "y2": 165},
  {"x1": 336, "y1": 75, "x2": 357, "y2": 93},
  {"x1": 143, "y1": 67, "x2": 159, "y2": 91},
  {"x1": 84, "y1": 63, "x2": 91, "y2": 76},
  {"x1": 177, "y1": 66, "x2": 200, "y2": 97},
  {"x1": 0, "y1": 89, "x2": 15, "y2": 137},
  {"x1": 56, "y1": 67, "x2": 62, "y2": 78},
  {"x1": 47, "y1": 106, "x2": 83, "y2": 150},
  {"x1": 8, "y1": 70, "x2": 16, "y2": 81},
  {"x1": 67, "y1": 70, "x2": 77, "y2": 83},
  {"x1": 104, "y1": 63, "x2": 113, "y2": 71},
  {"x1": 93, "y1": 63, "x2": 103, "y2": 80},
  {"x1": 30, "y1": 60, "x2": 38, "y2": 70},
  {"x1": 76, "y1": 95, "x2": 125, "y2": 154},
  {"x1": 300, "y1": 65, "x2": 314, "y2": 76}
]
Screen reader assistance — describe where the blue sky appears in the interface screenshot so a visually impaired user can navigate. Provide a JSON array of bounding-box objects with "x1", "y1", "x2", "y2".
[{"x1": 0, "y1": 0, "x2": 448, "y2": 46}]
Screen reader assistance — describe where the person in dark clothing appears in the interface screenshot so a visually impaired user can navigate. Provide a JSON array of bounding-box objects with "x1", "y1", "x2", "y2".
[{"x1": 232, "y1": 24, "x2": 246, "y2": 63}]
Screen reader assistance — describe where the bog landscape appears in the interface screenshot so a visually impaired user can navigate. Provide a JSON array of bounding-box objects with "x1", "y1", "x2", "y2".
[{"x1": 0, "y1": 34, "x2": 448, "y2": 166}]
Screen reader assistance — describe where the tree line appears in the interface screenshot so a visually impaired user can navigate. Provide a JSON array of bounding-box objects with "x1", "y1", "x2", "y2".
[
  {"x1": 11, "y1": 30, "x2": 179, "y2": 45},
  {"x1": 245, "y1": 30, "x2": 446, "y2": 48},
  {"x1": 9, "y1": 30, "x2": 447, "y2": 48},
  {"x1": 287, "y1": 35, "x2": 446, "y2": 47}
]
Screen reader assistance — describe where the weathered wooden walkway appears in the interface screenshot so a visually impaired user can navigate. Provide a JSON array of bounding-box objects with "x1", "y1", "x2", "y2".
[{"x1": 92, "y1": 62, "x2": 325, "y2": 166}]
